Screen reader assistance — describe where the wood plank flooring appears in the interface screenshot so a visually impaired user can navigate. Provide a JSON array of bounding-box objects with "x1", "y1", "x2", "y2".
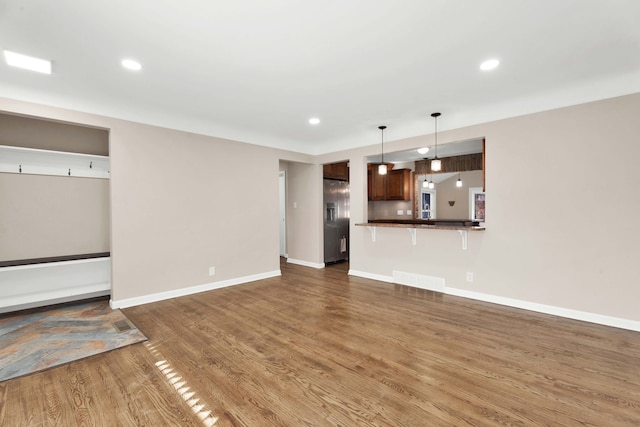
[{"x1": 2, "y1": 259, "x2": 640, "y2": 426}]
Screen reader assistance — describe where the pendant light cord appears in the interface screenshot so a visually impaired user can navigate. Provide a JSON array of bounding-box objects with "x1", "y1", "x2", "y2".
[
  {"x1": 431, "y1": 112, "x2": 440, "y2": 159},
  {"x1": 378, "y1": 125, "x2": 387, "y2": 164}
]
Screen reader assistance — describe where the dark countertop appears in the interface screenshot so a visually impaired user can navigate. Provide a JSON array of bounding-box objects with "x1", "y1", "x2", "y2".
[{"x1": 357, "y1": 220, "x2": 485, "y2": 231}]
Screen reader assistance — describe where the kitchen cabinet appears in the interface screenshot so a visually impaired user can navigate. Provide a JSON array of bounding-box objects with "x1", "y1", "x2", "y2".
[
  {"x1": 368, "y1": 165, "x2": 412, "y2": 201},
  {"x1": 387, "y1": 168, "x2": 412, "y2": 200},
  {"x1": 323, "y1": 162, "x2": 349, "y2": 181}
]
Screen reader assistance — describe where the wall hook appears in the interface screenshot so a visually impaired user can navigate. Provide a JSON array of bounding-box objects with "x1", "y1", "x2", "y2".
[
  {"x1": 90, "y1": 161, "x2": 93, "y2": 169},
  {"x1": 68, "y1": 168, "x2": 71, "y2": 176},
  {"x1": 19, "y1": 164, "x2": 22, "y2": 173}
]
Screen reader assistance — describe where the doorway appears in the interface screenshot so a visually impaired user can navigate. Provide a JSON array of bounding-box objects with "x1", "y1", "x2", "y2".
[{"x1": 279, "y1": 170, "x2": 287, "y2": 257}]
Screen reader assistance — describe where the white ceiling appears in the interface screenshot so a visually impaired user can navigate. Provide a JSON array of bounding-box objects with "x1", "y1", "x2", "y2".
[{"x1": 1, "y1": 0, "x2": 639, "y2": 155}]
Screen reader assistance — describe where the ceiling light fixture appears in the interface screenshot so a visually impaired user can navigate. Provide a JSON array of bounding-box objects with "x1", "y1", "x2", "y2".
[
  {"x1": 417, "y1": 147, "x2": 429, "y2": 155},
  {"x1": 480, "y1": 58, "x2": 500, "y2": 71},
  {"x1": 3, "y1": 50, "x2": 51, "y2": 74},
  {"x1": 430, "y1": 112, "x2": 442, "y2": 172},
  {"x1": 121, "y1": 59, "x2": 142, "y2": 71},
  {"x1": 309, "y1": 117, "x2": 320, "y2": 125},
  {"x1": 378, "y1": 125, "x2": 387, "y2": 175},
  {"x1": 456, "y1": 172, "x2": 463, "y2": 188}
]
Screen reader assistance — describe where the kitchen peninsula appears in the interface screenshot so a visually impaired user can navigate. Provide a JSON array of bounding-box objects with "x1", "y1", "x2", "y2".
[{"x1": 356, "y1": 219, "x2": 485, "y2": 249}]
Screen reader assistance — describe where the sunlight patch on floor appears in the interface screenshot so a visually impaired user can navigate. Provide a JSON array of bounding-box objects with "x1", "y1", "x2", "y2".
[{"x1": 145, "y1": 341, "x2": 218, "y2": 427}]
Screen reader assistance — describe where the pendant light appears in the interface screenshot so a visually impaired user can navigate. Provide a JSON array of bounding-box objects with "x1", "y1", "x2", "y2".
[
  {"x1": 422, "y1": 176, "x2": 429, "y2": 188},
  {"x1": 378, "y1": 125, "x2": 387, "y2": 175},
  {"x1": 456, "y1": 172, "x2": 463, "y2": 188},
  {"x1": 430, "y1": 112, "x2": 442, "y2": 172}
]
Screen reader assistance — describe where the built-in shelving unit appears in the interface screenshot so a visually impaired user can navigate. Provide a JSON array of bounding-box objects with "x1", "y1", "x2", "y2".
[
  {"x1": 0, "y1": 255, "x2": 111, "y2": 313},
  {"x1": 0, "y1": 145, "x2": 109, "y2": 179}
]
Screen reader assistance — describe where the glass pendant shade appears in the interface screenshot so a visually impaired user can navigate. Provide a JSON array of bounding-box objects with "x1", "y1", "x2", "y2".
[
  {"x1": 456, "y1": 178, "x2": 463, "y2": 187},
  {"x1": 378, "y1": 125, "x2": 387, "y2": 175},
  {"x1": 428, "y1": 181, "x2": 435, "y2": 189},
  {"x1": 422, "y1": 179, "x2": 429, "y2": 188},
  {"x1": 430, "y1": 112, "x2": 442, "y2": 172}
]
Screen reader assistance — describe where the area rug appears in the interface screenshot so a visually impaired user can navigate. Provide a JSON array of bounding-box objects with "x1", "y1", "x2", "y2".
[{"x1": 0, "y1": 299, "x2": 147, "y2": 382}]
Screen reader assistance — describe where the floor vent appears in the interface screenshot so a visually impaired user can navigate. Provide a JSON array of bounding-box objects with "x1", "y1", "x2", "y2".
[
  {"x1": 392, "y1": 271, "x2": 445, "y2": 292},
  {"x1": 113, "y1": 319, "x2": 133, "y2": 332}
]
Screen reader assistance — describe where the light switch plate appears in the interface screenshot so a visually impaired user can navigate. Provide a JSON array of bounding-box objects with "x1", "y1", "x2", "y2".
[
  {"x1": 407, "y1": 210, "x2": 412, "y2": 215},
  {"x1": 397, "y1": 210, "x2": 404, "y2": 215}
]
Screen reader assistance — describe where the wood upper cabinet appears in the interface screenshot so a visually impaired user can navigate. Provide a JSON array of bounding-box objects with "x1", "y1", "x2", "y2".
[
  {"x1": 386, "y1": 169, "x2": 412, "y2": 200},
  {"x1": 323, "y1": 162, "x2": 349, "y2": 181},
  {"x1": 368, "y1": 165, "x2": 412, "y2": 201},
  {"x1": 368, "y1": 166, "x2": 387, "y2": 201}
]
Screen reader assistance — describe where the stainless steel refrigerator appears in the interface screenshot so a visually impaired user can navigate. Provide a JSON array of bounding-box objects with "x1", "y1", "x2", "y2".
[{"x1": 324, "y1": 179, "x2": 350, "y2": 263}]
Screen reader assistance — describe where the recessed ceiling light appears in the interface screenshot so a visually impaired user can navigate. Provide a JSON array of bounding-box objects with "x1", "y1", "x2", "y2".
[
  {"x1": 417, "y1": 147, "x2": 430, "y2": 155},
  {"x1": 3, "y1": 50, "x2": 51, "y2": 74},
  {"x1": 121, "y1": 59, "x2": 142, "y2": 71},
  {"x1": 480, "y1": 58, "x2": 500, "y2": 71},
  {"x1": 309, "y1": 117, "x2": 320, "y2": 125}
]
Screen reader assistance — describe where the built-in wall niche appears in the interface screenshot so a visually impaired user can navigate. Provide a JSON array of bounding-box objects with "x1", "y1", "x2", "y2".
[
  {"x1": 0, "y1": 113, "x2": 111, "y2": 312},
  {"x1": 0, "y1": 112, "x2": 110, "y2": 178}
]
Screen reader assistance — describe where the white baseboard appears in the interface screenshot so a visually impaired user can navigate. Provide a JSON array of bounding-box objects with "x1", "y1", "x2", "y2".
[
  {"x1": 446, "y1": 287, "x2": 640, "y2": 332},
  {"x1": 349, "y1": 269, "x2": 640, "y2": 332},
  {"x1": 110, "y1": 270, "x2": 281, "y2": 309},
  {"x1": 287, "y1": 258, "x2": 325, "y2": 269},
  {"x1": 348, "y1": 270, "x2": 393, "y2": 283}
]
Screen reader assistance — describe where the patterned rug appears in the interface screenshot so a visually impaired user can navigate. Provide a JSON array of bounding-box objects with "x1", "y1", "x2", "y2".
[{"x1": 0, "y1": 298, "x2": 147, "y2": 382}]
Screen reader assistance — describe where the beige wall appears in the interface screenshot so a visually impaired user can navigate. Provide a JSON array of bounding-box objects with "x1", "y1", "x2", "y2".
[
  {"x1": 0, "y1": 173, "x2": 110, "y2": 260},
  {"x1": 108, "y1": 123, "x2": 286, "y2": 301},
  {"x1": 320, "y1": 93, "x2": 640, "y2": 322},
  {"x1": 3, "y1": 92, "x2": 640, "y2": 324}
]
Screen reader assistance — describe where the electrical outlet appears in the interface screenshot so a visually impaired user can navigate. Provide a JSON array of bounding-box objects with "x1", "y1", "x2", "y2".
[
  {"x1": 466, "y1": 272, "x2": 473, "y2": 282},
  {"x1": 397, "y1": 209, "x2": 404, "y2": 215},
  {"x1": 406, "y1": 210, "x2": 412, "y2": 215},
  {"x1": 209, "y1": 266, "x2": 216, "y2": 276}
]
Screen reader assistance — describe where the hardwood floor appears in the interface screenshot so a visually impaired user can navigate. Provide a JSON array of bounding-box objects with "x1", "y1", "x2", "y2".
[{"x1": 2, "y1": 260, "x2": 640, "y2": 426}]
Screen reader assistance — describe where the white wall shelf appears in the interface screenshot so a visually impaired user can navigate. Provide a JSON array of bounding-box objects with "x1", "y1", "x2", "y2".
[{"x1": 0, "y1": 145, "x2": 109, "y2": 179}]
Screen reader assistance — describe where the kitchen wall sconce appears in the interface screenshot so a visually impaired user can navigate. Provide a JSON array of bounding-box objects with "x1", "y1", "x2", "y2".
[
  {"x1": 430, "y1": 112, "x2": 442, "y2": 172},
  {"x1": 378, "y1": 125, "x2": 388, "y2": 175}
]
